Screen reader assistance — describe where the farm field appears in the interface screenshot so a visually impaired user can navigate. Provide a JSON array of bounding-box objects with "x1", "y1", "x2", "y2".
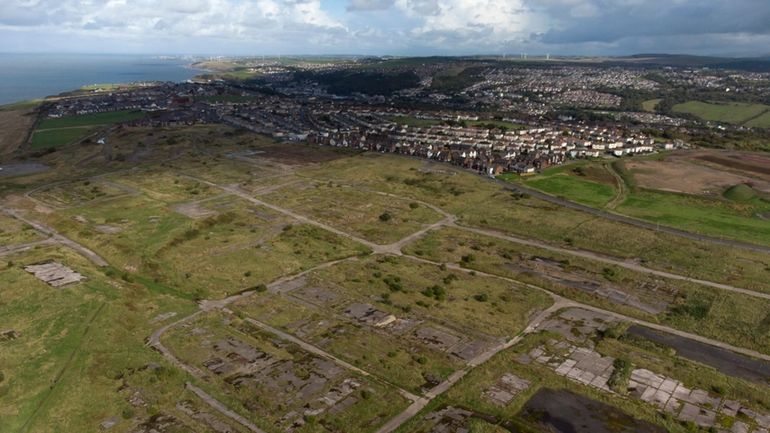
[
  {"x1": 745, "y1": 110, "x2": 770, "y2": 128},
  {"x1": 672, "y1": 100, "x2": 770, "y2": 125}
]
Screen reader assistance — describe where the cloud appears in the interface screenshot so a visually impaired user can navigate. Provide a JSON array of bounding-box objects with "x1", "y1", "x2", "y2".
[
  {"x1": 347, "y1": 0, "x2": 395, "y2": 12},
  {"x1": 532, "y1": 0, "x2": 770, "y2": 45},
  {"x1": 1, "y1": 0, "x2": 770, "y2": 55}
]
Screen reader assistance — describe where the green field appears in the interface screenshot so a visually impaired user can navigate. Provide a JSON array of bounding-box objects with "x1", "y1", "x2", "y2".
[
  {"x1": 744, "y1": 110, "x2": 770, "y2": 128},
  {"x1": 30, "y1": 127, "x2": 94, "y2": 149},
  {"x1": 672, "y1": 100, "x2": 770, "y2": 125},
  {"x1": 500, "y1": 159, "x2": 770, "y2": 247},
  {"x1": 37, "y1": 110, "x2": 146, "y2": 129},
  {"x1": 390, "y1": 116, "x2": 443, "y2": 127},
  {"x1": 616, "y1": 189, "x2": 770, "y2": 245},
  {"x1": 499, "y1": 164, "x2": 617, "y2": 208},
  {"x1": 641, "y1": 98, "x2": 661, "y2": 112}
]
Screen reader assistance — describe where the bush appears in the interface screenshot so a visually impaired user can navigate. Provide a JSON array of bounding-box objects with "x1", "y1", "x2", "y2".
[
  {"x1": 473, "y1": 293, "x2": 489, "y2": 302},
  {"x1": 421, "y1": 285, "x2": 446, "y2": 301},
  {"x1": 253, "y1": 284, "x2": 268, "y2": 293},
  {"x1": 608, "y1": 358, "x2": 633, "y2": 393},
  {"x1": 121, "y1": 407, "x2": 135, "y2": 419},
  {"x1": 379, "y1": 212, "x2": 392, "y2": 222},
  {"x1": 409, "y1": 202, "x2": 419, "y2": 209}
]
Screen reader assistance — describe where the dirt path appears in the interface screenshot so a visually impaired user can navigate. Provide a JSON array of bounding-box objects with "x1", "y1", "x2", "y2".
[
  {"x1": 604, "y1": 162, "x2": 627, "y2": 210},
  {"x1": 373, "y1": 301, "x2": 567, "y2": 433},
  {"x1": 0, "y1": 207, "x2": 108, "y2": 267},
  {"x1": 481, "y1": 169, "x2": 770, "y2": 254},
  {"x1": 453, "y1": 223, "x2": 770, "y2": 301},
  {"x1": 0, "y1": 238, "x2": 57, "y2": 257},
  {"x1": 406, "y1": 254, "x2": 770, "y2": 363},
  {"x1": 142, "y1": 174, "x2": 770, "y2": 433},
  {"x1": 185, "y1": 383, "x2": 268, "y2": 433},
  {"x1": 240, "y1": 315, "x2": 420, "y2": 403}
]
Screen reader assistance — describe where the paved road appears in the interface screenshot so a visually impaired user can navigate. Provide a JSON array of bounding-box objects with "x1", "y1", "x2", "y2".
[
  {"x1": 454, "y1": 224, "x2": 770, "y2": 301},
  {"x1": 0, "y1": 207, "x2": 109, "y2": 267},
  {"x1": 185, "y1": 382, "x2": 267, "y2": 433}
]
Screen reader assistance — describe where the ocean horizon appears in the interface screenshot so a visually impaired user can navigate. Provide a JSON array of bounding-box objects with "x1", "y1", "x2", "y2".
[{"x1": 0, "y1": 53, "x2": 201, "y2": 105}]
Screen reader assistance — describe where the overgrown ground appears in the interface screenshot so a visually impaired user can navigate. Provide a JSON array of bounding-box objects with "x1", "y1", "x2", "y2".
[{"x1": 3, "y1": 125, "x2": 770, "y2": 433}]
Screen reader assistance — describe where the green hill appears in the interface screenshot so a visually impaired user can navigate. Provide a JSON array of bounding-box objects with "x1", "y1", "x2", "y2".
[{"x1": 723, "y1": 183, "x2": 757, "y2": 201}]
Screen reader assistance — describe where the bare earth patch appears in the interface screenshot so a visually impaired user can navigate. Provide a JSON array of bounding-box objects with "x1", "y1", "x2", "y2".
[
  {"x1": 626, "y1": 158, "x2": 770, "y2": 195},
  {"x1": 0, "y1": 109, "x2": 36, "y2": 155}
]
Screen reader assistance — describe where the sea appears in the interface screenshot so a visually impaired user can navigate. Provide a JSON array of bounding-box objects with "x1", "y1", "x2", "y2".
[{"x1": 0, "y1": 53, "x2": 201, "y2": 105}]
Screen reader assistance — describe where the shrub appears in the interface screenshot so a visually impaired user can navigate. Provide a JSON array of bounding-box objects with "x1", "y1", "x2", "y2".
[
  {"x1": 608, "y1": 358, "x2": 633, "y2": 393},
  {"x1": 379, "y1": 212, "x2": 392, "y2": 222}
]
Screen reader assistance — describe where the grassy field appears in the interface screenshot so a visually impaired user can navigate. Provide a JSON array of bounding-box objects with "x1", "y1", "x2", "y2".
[
  {"x1": 308, "y1": 255, "x2": 553, "y2": 339},
  {"x1": 501, "y1": 158, "x2": 770, "y2": 247},
  {"x1": 0, "y1": 246, "x2": 200, "y2": 433},
  {"x1": 673, "y1": 101, "x2": 770, "y2": 124},
  {"x1": 29, "y1": 127, "x2": 94, "y2": 149},
  {"x1": 293, "y1": 152, "x2": 770, "y2": 292},
  {"x1": 5, "y1": 127, "x2": 770, "y2": 431},
  {"x1": 405, "y1": 227, "x2": 770, "y2": 356},
  {"x1": 641, "y1": 98, "x2": 661, "y2": 112},
  {"x1": 45, "y1": 193, "x2": 368, "y2": 299},
  {"x1": 28, "y1": 109, "x2": 146, "y2": 150},
  {"x1": 616, "y1": 189, "x2": 770, "y2": 245},
  {"x1": 0, "y1": 213, "x2": 46, "y2": 245},
  {"x1": 501, "y1": 170, "x2": 616, "y2": 208},
  {"x1": 744, "y1": 110, "x2": 770, "y2": 128},
  {"x1": 37, "y1": 110, "x2": 146, "y2": 129},
  {"x1": 261, "y1": 181, "x2": 444, "y2": 245}
]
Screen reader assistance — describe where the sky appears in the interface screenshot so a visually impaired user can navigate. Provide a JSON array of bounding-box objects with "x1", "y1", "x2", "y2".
[{"x1": 1, "y1": 0, "x2": 770, "y2": 57}]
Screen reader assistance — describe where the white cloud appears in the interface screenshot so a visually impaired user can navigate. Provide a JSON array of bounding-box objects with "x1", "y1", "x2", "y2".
[{"x1": 394, "y1": 0, "x2": 542, "y2": 48}]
